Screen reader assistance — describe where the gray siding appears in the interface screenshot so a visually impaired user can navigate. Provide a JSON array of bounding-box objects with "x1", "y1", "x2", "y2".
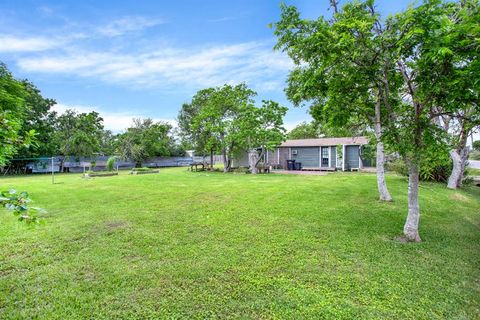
[
  {"x1": 345, "y1": 145, "x2": 360, "y2": 169},
  {"x1": 279, "y1": 148, "x2": 289, "y2": 169},
  {"x1": 330, "y1": 146, "x2": 336, "y2": 168},
  {"x1": 292, "y1": 147, "x2": 320, "y2": 168}
]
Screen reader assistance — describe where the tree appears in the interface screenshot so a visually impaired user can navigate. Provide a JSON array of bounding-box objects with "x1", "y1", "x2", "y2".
[
  {"x1": 15, "y1": 80, "x2": 57, "y2": 158},
  {"x1": 178, "y1": 96, "x2": 219, "y2": 166},
  {"x1": 52, "y1": 109, "x2": 105, "y2": 168},
  {"x1": 273, "y1": 0, "x2": 394, "y2": 201},
  {"x1": 117, "y1": 118, "x2": 173, "y2": 167},
  {"x1": 234, "y1": 100, "x2": 287, "y2": 174},
  {"x1": 419, "y1": 0, "x2": 480, "y2": 189},
  {"x1": 191, "y1": 84, "x2": 257, "y2": 172},
  {"x1": 288, "y1": 122, "x2": 321, "y2": 139},
  {"x1": 380, "y1": 0, "x2": 478, "y2": 241},
  {"x1": 0, "y1": 63, "x2": 35, "y2": 166}
]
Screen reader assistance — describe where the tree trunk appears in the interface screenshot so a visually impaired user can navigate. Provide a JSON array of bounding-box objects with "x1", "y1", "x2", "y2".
[
  {"x1": 248, "y1": 149, "x2": 259, "y2": 174},
  {"x1": 447, "y1": 149, "x2": 462, "y2": 189},
  {"x1": 403, "y1": 162, "x2": 421, "y2": 242},
  {"x1": 374, "y1": 98, "x2": 393, "y2": 201},
  {"x1": 210, "y1": 149, "x2": 214, "y2": 170},
  {"x1": 222, "y1": 148, "x2": 229, "y2": 173}
]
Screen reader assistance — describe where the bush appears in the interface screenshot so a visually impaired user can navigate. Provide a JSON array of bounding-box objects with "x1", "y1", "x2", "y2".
[
  {"x1": 386, "y1": 158, "x2": 452, "y2": 182},
  {"x1": 386, "y1": 159, "x2": 408, "y2": 176},
  {"x1": 106, "y1": 156, "x2": 117, "y2": 171}
]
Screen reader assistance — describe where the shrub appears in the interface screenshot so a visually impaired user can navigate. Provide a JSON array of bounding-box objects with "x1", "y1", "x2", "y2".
[
  {"x1": 386, "y1": 158, "x2": 452, "y2": 182},
  {"x1": 106, "y1": 156, "x2": 117, "y2": 171}
]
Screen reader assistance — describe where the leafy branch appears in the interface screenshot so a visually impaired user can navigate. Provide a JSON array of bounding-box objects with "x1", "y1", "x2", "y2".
[{"x1": 0, "y1": 190, "x2": 44, "y2": 224}]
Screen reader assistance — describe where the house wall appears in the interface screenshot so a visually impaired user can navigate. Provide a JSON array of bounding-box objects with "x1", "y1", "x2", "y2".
[
  {"x1": 291, "y1": 147, "x2": 320, "y2": 168},
  {"x1": 330, "y1": 146, "x2": 336, "y2": 168},
  {"x1": 344, "y1": 145, "x2": 360, "y2": 170}
]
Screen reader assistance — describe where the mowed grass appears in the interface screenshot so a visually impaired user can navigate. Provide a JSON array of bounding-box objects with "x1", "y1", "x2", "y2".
[{"x1": 0, "y1": 168, "x2": 479, "y2": 319}]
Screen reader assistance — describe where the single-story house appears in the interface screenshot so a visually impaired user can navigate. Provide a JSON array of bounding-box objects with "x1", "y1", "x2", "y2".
[{"x1": 232, "y1": 136, "x2": 369, "y2": 171}]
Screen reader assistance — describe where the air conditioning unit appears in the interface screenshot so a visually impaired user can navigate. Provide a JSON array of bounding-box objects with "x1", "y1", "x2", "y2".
[{"x1": 292, "y1": 150, "x2": 298, "y2": 155}]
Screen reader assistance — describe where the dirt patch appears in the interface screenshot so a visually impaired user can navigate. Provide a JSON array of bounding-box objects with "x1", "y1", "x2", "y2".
[
  {"x1": 105, "y1": 220, "x2": 128, "y2": 230},
  {"x1": 449, "y1": 193, "x2": 468, "y2": 202},
  {"x1": 393, "y1": 235, "x2": 422, "y2": 244}
]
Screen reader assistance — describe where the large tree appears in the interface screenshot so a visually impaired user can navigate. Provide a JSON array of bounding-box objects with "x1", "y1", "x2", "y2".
[
  {"x1": 381, "y1": 0, "x2": 477, "y2": 241},
  {"x1": 52, "y1": 109, "x2": 105, "y2": 169},
  {"x1": 178, "y1": 93, "x2": 219, "y2": 166},
  {"x1": 0, "y1": 63, "x2": 36, "y2": 166},
  {"x1": 117, "y1": 118, "x2": 173, "y2": 167},
  {"x1": 15, "y1": 80, "x2": 57, "y2": 158},
  {"x1": 190, "y1": 84, "x2": 257, "y2": 172},
  {"x1": 273, "y1": 0, "x2": 395, "y2": 201}
]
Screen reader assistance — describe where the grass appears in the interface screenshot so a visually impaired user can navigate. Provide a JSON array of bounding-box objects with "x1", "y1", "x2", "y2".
[
  {"x1": 467, "y1": 167, "x2": 480, "y2": 176},
  {"x1": 1, "y1": 168, "x2": 479, "y2": 319}
]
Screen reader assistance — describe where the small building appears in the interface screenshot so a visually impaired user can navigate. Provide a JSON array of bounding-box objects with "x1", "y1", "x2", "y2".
[{"x1": 232, "y1": 136, "x2": 369, "y2": 171}]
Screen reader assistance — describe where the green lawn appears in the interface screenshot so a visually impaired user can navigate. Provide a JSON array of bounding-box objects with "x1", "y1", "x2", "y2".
[{"x1": 1, "y1": 168, "x2": 479, "y2": 319}]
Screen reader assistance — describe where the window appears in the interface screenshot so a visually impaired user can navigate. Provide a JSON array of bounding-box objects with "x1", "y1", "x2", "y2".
[{"x1": 322, "y1": 147, "x2": 329, "y2": 166}]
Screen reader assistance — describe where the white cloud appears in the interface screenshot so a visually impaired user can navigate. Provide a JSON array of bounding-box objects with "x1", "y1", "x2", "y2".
[
  {"x1": 0, "y1": 35, "x2": 60, "y2": 52},
  {"x1": 97, "y1": 16, "x2": 164, "y2": 37},
  {"x1": 17, "y1": 41, "x2": 293, "y2": 91},
  {"x1": 52, "y1": 103, "x2": 177, "y2": 133}
]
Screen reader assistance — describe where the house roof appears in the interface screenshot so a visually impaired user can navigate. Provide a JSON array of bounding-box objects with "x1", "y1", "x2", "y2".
[{"x1": 280, "y1": 136, "x2": 368, "y2": 147}]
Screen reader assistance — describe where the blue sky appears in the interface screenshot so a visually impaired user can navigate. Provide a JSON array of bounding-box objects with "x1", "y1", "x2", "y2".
[{"x1": 0, "y1": 0, "x2": 412, "y2": 132}]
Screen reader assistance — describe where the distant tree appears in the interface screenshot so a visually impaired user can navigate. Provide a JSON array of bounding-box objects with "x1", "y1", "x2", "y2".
[
  {"x1": 99, "y1": 130, "x2": 118, "y2": 156},
  {"x1": 117, "y1": 118, "x2": 173, "y2": 167},
  {"x1": 178, "y1": 97, "x2": 219, "y2": 165},
  {"x1": 191, "y1": 83, "x2": 257, "y2": 172},
  {"x1": 287, "y1": 122, "x2": 320, "y2": 139},
  {"x1": 234, "y1": 100, "x2": 287, "y2": 174},
  {"x1": 52, "y1": 109, "x2": 104, "y2": 169}
]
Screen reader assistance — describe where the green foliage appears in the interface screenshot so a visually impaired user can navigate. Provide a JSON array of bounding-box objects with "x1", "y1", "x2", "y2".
[
  {"x1": 0, "y1": 63, "x2": 37, "y2": 166},
  {"x1": 387, "y1": 154, "x2": 452, "y2": 183},
  {"x1": 0, "y1": 169, "x2": 479, "y2": 318},
  {"x1": 53, "y1": 109, "x2": 105, "y2": 158},
  {"x1": 473, "y1": 141, "x2": 480, "y2": 152},
  {"x1": 234, "y1": 99, "x2": 287, "y2": 153},
  {"x1": 287, "y1": 122, "x2": 320, "y2": 139},
  {"x1": 117, "y1": 118, "x2": 174, "y2": 167},
  {"x1": 182, "y1": 83, "x2": 285, "y2": 171},
  {"x1": 0, "y1": 189, "x2": 43, "y2": 224},
  {"x1": 15, "y1": 79, "x2": 57, "y2": 158},
  {"x1": 106, "y1": 156, "x2": 117, "y2": 171}
]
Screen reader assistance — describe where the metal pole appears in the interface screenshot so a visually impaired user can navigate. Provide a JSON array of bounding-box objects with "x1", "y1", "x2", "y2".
[{"x1": 51, "y1": 157, "x2": 55, "y2": 184}]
